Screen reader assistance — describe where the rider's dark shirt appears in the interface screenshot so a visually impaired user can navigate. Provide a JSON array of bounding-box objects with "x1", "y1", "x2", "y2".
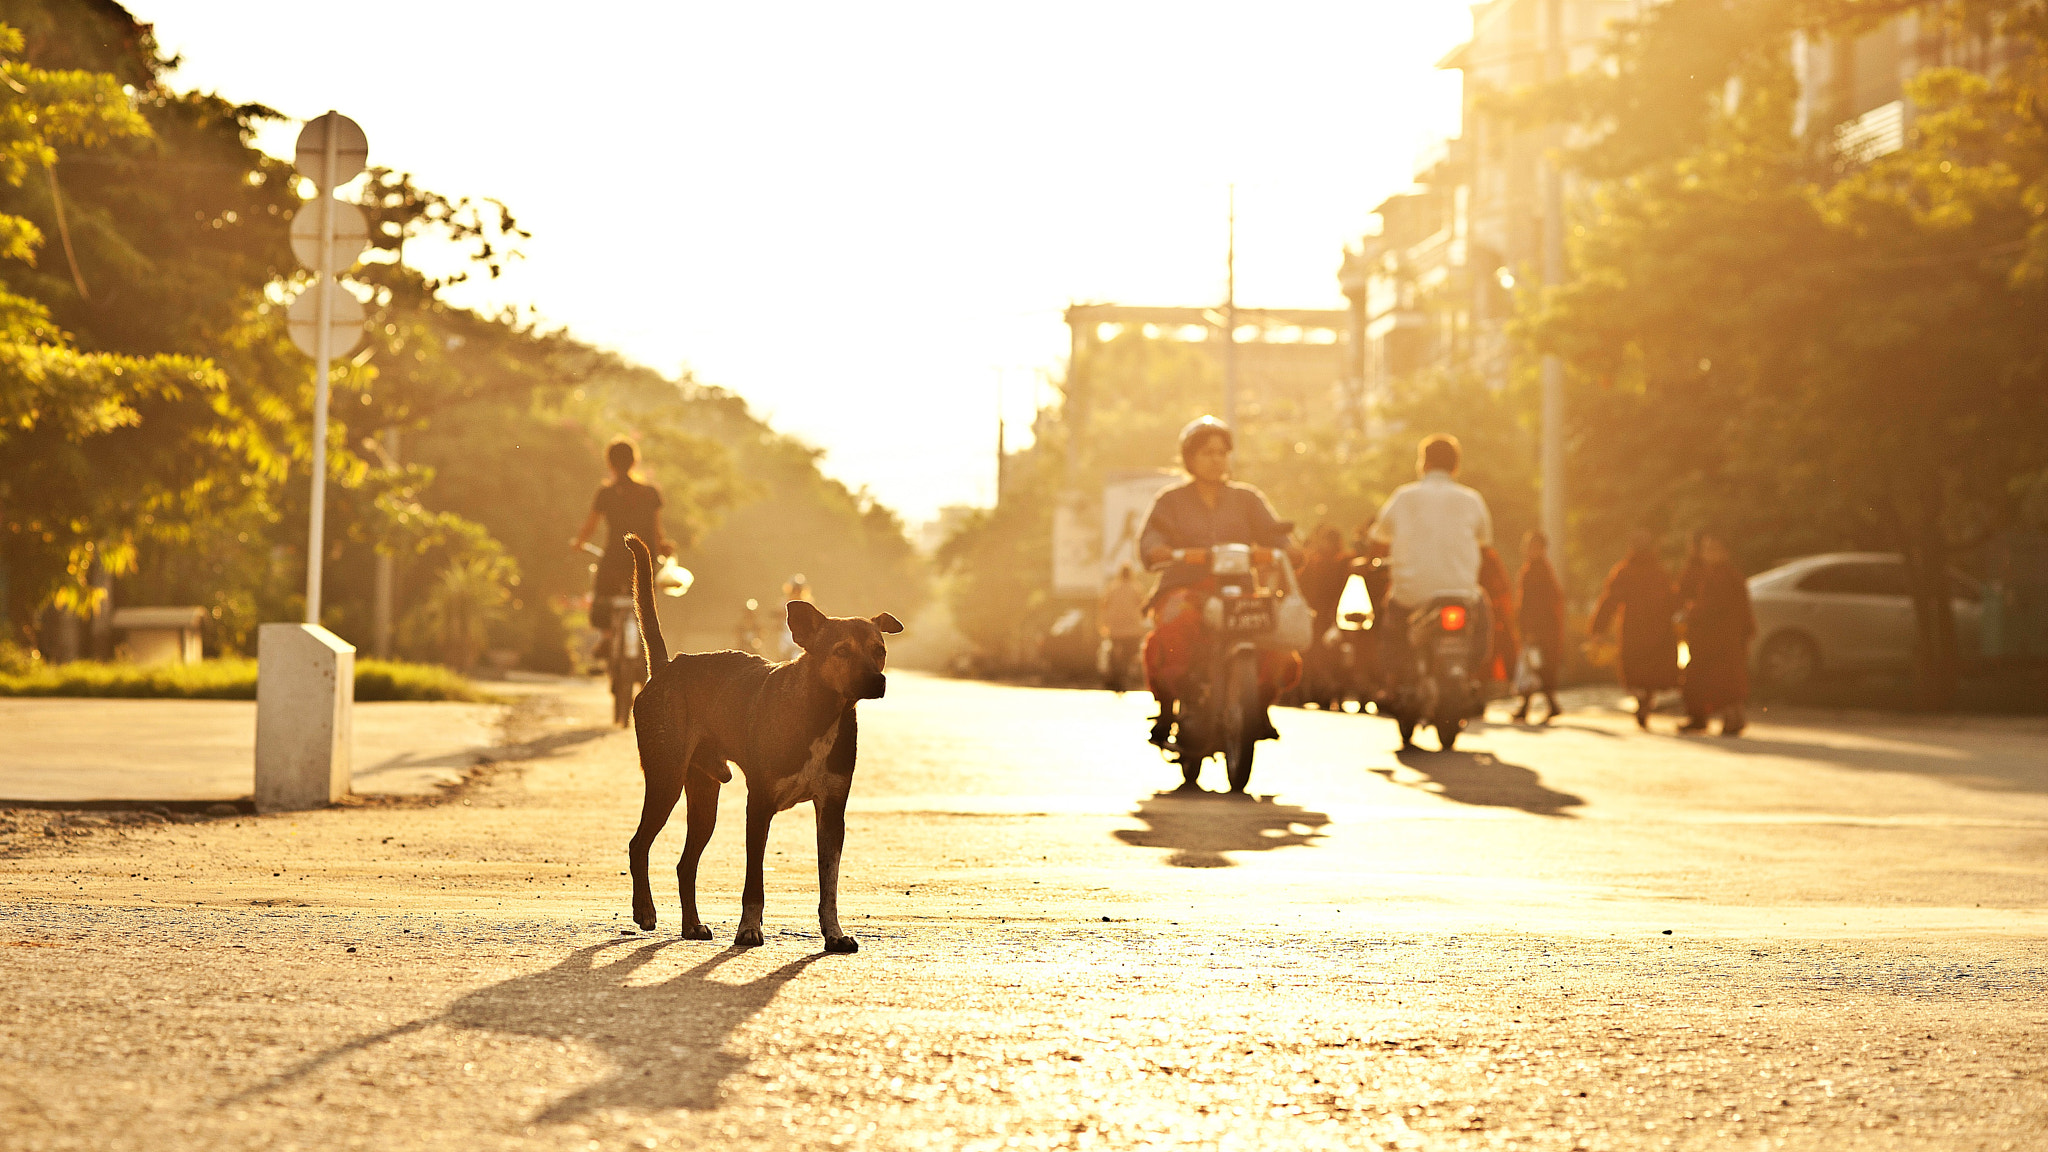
[
  {"x1": 591, "y1": 478, "x2": 663, "y2": 596},
  {"x1": 593, "y1": 478, "x2": 663, "y2": 555},
  {"x1": 1138, "y1": 480, "x2": 1290, "y2": 596}
]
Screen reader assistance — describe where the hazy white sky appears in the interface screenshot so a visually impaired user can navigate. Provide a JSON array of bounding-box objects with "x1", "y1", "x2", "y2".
[{"x1": 139, "y1": 2, "x2": 1470, "y2": 521}]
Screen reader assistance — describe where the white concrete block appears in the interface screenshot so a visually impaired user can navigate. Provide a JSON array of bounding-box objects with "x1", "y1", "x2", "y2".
[{"x1": 254, "y1": 623, "x2": 354, "y2": 812}]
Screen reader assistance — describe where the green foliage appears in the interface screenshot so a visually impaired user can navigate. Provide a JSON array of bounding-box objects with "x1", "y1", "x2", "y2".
[
  {"x1": 665, "y1": 384, "x2": 926, "y2": 629},
  {"x1": 1519, "y1": 0, "x2": 2048, "y2": 702},
  {"x1": 0, "y1": 3, "x2": 926, "y2": 672},
  {"x1": 350, "y1": 658, "x2": 494, "y2": 702},
  {"x1": 0, "y1": 655, "x2": 491, "y2": 700},
  {"x1": 936, "y1": 462, "x2": 1055, "y2": 667},
  {"x1": 405, "y1": 553, "x2": 515, "y2": 672},
  {"x1": 0, "y1": 18, "x2": 270, "y2": 626}
]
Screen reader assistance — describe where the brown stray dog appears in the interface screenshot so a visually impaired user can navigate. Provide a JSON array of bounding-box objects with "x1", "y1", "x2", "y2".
[{"x1": 620, "y1": 534, "x2": 901, "y2": 952}]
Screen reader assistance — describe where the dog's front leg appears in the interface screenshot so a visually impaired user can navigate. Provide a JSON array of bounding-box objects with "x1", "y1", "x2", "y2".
[
  {"x1": 734, "y1": 790, "x2": 775, "y2": 948},
  {"x1": 816, "y1": 781, "x2": 856, "y2": 953}
]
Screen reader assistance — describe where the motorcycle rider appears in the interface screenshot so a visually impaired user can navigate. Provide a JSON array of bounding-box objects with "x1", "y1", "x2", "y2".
[
  {"x1": 1137, "y1": 416, "x2": 1303, "y2": 789},
  {"x1": 1367, "y1": 434, "x2": 1494, "y2": 745}
]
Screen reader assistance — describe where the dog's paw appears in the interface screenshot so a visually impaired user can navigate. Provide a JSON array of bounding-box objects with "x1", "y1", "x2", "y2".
[
  {"x1": 823, "y1": 935, "x2": 859, "y2": 954},
  {"x1": 679, "y1": 923, "x2": 713, "y2": 941},
  {"x1": 733, "y1": 925, "x2": 765, "y2": 948}
]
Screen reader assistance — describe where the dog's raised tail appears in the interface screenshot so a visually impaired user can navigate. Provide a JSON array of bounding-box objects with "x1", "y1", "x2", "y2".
[{"x1": 623, "y1": 533, "x2": 667, "y2": 677}]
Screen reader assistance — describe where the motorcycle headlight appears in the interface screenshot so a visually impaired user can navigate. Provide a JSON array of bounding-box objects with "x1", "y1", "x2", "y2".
[{"x1": 1211, "y1": 544, "x2": 1253, "y2": 576}]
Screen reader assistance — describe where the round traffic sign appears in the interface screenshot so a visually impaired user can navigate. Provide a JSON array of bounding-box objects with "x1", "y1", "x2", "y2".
[
  {"x1": 287, "y1": 283, "x2": 368, "y2": 359},
  {"x1": 294, "y1": 112, "x2": 369, "y2": 190},
  {"x1": 289, "y1": 199, "x2": 371, "y2": 273}
]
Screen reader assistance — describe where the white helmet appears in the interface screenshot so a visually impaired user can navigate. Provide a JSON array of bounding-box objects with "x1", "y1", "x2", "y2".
[{"x1": 1178, "y1": 415, "x2": 1233, "y2": 460}]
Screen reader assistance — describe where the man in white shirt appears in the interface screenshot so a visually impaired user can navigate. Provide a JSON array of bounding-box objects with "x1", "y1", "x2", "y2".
[
  {"x1": 1370, "y1": 434, "x2": 1493, "y2": 604},
  {"x1": 1368, "y1": 434, "x2": 1494, "y2": 684}
]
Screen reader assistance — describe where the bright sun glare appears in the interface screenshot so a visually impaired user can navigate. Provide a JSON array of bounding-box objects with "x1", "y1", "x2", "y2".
[{"x1": 143, "y1": 1, "x2": 1471, "y2": 521}]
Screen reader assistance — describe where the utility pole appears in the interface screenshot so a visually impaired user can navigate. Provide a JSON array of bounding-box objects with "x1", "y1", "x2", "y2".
[
  {"x1": 994, "y1": 372, "x2": 1006, "y2": 507},
  {"x1": 1539, "y1": 0, "x2": 1568, "y2": 568},
  {"x1": 371, "y1": 427, "x2": 398, "y2": 659},
  {"x1": 1222, "y1": 184, "x2": 1238, "y2": 430}
]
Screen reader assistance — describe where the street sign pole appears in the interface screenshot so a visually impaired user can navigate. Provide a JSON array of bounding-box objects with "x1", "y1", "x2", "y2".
[
  {"x1": 288, "y1": 109, "x2": 369, "y2": 624},
  {"x1": 262, "y1": 110, "x2": 369, "y2": 812},
  {"x1": 306, "y1": 116, "x2": 337, "y2": 625}
]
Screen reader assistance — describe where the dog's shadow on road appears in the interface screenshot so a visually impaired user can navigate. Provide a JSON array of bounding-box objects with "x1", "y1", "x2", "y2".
[
  {"x1": 1115, "y1": 791, "x2": 1331, "y2": 868},
  {"x1": 229, "y1": 940, "x2": 821, "y2": 1121},
  {"x1": 1376, "y1": 748, "x2": 1583, "y2": 817}
]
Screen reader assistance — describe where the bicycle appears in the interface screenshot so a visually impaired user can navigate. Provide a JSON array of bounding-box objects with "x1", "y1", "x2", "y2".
[
  {"x1": 580, "y1": 543, "x2": 644, "y2": 728},
  {"x1": 579, "y1": 540, "x2": 694, "y2": 728}
]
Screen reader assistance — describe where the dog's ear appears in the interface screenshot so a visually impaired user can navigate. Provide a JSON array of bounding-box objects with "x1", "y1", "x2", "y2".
[
  {"x1": 871, "y1": 612, "x2": 904, "y2": 635},
  {"x1": 787, "y1": 600, "x2": 827, "y2": 649}
]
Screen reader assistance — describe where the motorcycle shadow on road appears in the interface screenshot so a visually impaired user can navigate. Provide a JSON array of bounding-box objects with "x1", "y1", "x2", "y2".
[
  {"x1": 1374, "y1": 748, "x2": 1584, "y2": 817},
  {"x1": 228, "y1": 939, "x2": 823, "y2": 1121},
  {"x1": 1114, "y1": 791, "x2": 1332, "y2": 868}
]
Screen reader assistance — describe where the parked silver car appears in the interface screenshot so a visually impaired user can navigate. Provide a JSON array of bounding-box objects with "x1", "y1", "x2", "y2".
[{"x1": 1747, "y1": 553, "x2": 1982, "y2": 687}]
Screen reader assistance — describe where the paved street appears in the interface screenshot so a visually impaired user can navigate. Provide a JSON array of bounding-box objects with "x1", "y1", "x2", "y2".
[
  {"x1": 0, "y1": 697, "x2": 517, "y2": 803},
  {"x1": 2, "y1": 673, "x2": 2044, "y2": 1150}
]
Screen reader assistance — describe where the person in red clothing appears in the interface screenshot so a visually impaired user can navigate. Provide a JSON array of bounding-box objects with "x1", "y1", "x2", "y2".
[
  {"x1": 1477, "y1": 544, "x2": 1519, "y2": 693},
  {"x1": 1137, "y1": 417, "x2": 1302, "y2": 782},
  {"x1": 1677, "y1": 529, "x2": 1756, "y2": 736},
  {"x1": 1513, "y1": 530, "x2": 1566, "y2": 724},
  {"x1": 1295, "y1": 524, "x2": 1354, "y2": 709},
  {"x1": 1589, "y1": 533, "x2": 1681, "y2": 729}
]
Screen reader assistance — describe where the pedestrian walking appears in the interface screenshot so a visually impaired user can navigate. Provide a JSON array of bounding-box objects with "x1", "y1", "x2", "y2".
[
  {"x1": 1513, "y1": 530, "x2": 1565, "y2": 724},
  {"x1": 1098, "y1": 564, "x2": 1148, "y2": 694},
  {"x1": 1478, "y1": 544, "x2": 1519, "y2": 692},
  {"x1": 1677, "y1": 529, "x2": 1755, "y2": 736},
  {"x1": 1589, "y1": 533, "x2": 1681, "y2": 729}
]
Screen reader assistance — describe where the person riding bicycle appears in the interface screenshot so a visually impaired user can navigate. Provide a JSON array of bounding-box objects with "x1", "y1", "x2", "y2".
[
  {"x1": 1137, "y1": 417, "x2": 1303, "y2": 771},
  {"x1": 571, "y1": 437, "x2": 670, "y2": 647},
  {"x1": 1366, "y1": 433, "x2": 1494, "y2": 692}
]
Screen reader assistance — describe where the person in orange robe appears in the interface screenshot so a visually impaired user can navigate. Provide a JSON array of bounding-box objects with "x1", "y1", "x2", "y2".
[
  {"x1": 1477, "y1": 544, "x2": 1519, "y2": 693},
  {"x1": 1677, "y1": 529, "x2": 1755, "y2": 736},
  {"x1": 1589, "y1": 533, "x2": 1681, "y2": 729},
  {"x1": 1514, "y1": 530, "x2": 1566, "y2": 724}
]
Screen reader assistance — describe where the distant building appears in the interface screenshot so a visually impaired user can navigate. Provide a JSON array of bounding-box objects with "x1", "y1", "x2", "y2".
[
  {"x1": 1340, "y1": 0, "x2": 1638, "y2": 431},
  {"x1": 1339, "y1": 0, "x2": 2024, "y2": 431},
  {"x1": 1061, "y1": 303, "x2": 1350, "y2": 427},
  {"x1": 1794, "y1": 10, "x2": 2021, "y2": 161}
]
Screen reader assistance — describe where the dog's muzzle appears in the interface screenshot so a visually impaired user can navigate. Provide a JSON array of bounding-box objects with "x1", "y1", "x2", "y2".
[{"x1": 859, "y1": 673, "x2": 887, "y2": 699}]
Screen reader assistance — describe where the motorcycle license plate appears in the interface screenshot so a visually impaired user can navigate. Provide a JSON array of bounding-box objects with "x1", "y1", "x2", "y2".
[{"x1": 1224, "y1": 600, "x2": 1274, "y2": 634}]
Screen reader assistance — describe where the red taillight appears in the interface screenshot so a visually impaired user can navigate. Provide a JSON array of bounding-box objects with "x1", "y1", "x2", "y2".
[{"x1": 1440, "y1": 604, "x2": 1467, "y2": 632}]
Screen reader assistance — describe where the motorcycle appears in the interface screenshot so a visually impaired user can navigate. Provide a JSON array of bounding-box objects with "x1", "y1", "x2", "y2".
[
  {"x1": 1377, "y1": 593, "x2": 1487, "y2": 752},
  {"x1": 1154, "y1": 543, "x2": 1308, "y2": 792},
  {"x1": 1311, "y1": 564, "x2": 1381, "y2": 712}
]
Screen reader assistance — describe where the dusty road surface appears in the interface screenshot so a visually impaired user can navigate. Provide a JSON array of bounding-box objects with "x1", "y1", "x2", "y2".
[{"x1": 2, "y1": 674, "x2": 2044, "y2": 1150}]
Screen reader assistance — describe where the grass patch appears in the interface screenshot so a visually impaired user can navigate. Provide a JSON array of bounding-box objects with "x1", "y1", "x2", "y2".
[
  {"x1": 0, "y1": 657, "x2": 494, "y2": 702},
  {"x1": 353, "y1": 660, "x2": 493, "y2": 702}
]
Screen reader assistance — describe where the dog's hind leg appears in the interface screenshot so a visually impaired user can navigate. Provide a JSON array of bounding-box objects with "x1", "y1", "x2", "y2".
[
  {"x1": 815, "y1": 779, "x2": 857, "y2": 954},
  {"x1": 628, "y1": 736, "x2": 693, "y2": 932},
  {"x1": 675, "y1": 756, "x2": 722, "y2": 941},
  {"x1": 733, "y1": 790, "x2": 775, "y2": 948}
]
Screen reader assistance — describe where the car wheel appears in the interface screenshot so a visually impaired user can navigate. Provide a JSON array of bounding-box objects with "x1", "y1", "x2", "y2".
[{"x1": 1759, "y1": 631, "x2": 1821, "y2": 689}]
